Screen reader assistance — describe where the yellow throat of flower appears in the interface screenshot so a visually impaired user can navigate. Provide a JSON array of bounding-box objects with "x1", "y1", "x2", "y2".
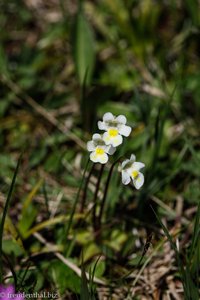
[
  {"x1": 131, "y1": 170, "x2": 139, "y2": 179},
  {"x1": 95, "y1": 148, "x2": 105, "y2": 155},
  {"x1": 108, "y1": 128, "x2": 118, "y2": 137}
]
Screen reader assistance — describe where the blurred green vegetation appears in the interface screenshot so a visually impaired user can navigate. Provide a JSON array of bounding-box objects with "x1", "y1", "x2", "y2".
[{"x1": 0, "y1": 0, "x2": 200, "y2": 298}]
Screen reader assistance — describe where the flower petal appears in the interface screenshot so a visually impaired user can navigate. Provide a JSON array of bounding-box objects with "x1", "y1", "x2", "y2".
[
  {"x1": 103, "y1": 132, "x2": 123, "y2": 147},
  {"x1": 112, "y1": 135, "x2": 123, "y2": 147},
  {"x1": 133, "y1": 162, "x2": 145, "y2": 171},
  {"x1": 116, "y1": 115, "x2": 126, "y2": 124},
  {"x1": 103, "y1": 112, "x2": 114, "y2": 122},
  {"x1": 130, "y1": 154, "x2": 136, "y2": 162},
  {"x1": 98, "y1": 121, "x2": 107, "y2": 130},
  {"x1": 102, "y1": 132, "x2": 111, "y2": 145},
  {"x1": 87, "y1": 141, "x2": 95, "y2": 152},
  {"x1": 118, "y1": 124, "x2": 132, "y2": 137},
  {"x1": 121, "y1": 159, "x2": 129, "y2": 168},
  {"x1": 90, "y1": 152, "x2": 98, "y2": 163},
  {"x1": 92, "y1": 133, "x2": 102, "y2": 140},
  {"x1": 121, "y1": 170, "x2": 131, "y2": 185},
  {"x1": 106, "y1": 145, "x2": 116, "y2": 155},
  {"x1": 133, "y1": 172, "x2": 144, "y2": 189},
  {"x1": 98, "y1": 153, "x2": 108, "y2": 164}
]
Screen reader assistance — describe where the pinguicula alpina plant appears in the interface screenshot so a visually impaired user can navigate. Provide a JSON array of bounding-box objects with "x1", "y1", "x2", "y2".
[
  {"x1": 84, "y1": 112, "x2": 145, "y2": 234},
  {"x1": 98, "y1": 112, "x2": 132, "y2": 147},
  {"x1": 87, "y1": 133, "x2": 116, "y2": 164},
  {"x1": 120, "y1": 154, "x2": 145, "y2": 189}
]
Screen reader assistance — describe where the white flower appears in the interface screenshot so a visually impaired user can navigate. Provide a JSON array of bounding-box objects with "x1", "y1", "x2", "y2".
[
  {"x1": 121, "y1": 154, "x2": 145, "y2": 189},
  {"x1": 98, "y1": 112, "x2": 132, "y2": 147},
  {"x1": 87, "y1": 133, "x2": 116, "y2": 164}
]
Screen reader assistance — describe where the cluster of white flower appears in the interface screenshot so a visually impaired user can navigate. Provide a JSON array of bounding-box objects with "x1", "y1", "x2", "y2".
[{"x1": 87, "y1": 112, "x2": 145, "y2": 189}]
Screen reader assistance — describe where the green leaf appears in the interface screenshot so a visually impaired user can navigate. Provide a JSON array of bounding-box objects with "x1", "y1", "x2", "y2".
[
  {"x1": 0, "y1": 154, "x2": 16, "y2": 178},
  {"x1": 18, "y1": 180, "x2": 43, "y2": 237},
  {"x1": 89, "y1": 259, "x2": 105, "y2": 278},
  {"x1": 50, "y1": 260, "x2": 81, "y2": 295},
  {"x1": 5, "y1": 216, "x2": 25, "y2": 251},
  {"x1": 3, "y1": 239, "x2": 24, "y2": 257},
  {"x1": 105, "y1": 229, "x2": 127, "y2": 252},
  {"x1": 73, "y1": 5, "x2": 95, "y2": 86},
  {"x1": 18, "y1": 204, "x2": 37, "y2": 237},
  {"x1": 76, "y1": 230, "x2": 93, "y2": 245},
  {"x1": 82, "y1": 243, "x2": 100, "y2": 262}
]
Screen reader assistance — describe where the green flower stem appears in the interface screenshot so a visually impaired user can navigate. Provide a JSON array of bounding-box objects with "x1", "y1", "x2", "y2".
[
  {"x1": 92, "y1": 164, "x2": 104, "y2": 233},
  {"x1": 63, "y1": 157, "x2": 90, "y2": 254},
  {"x1": 79, "y1": 162, "x2": 95, "y2": 214},
  {"x1": 97, "y1": 157, "x2": 122, "y2": 232}
]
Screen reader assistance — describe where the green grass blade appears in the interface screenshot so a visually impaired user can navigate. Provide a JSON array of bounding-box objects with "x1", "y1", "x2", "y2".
[
  {"x1": 80, "y1": 254, "x2": 90, "y2": 300},
  {"x1": 189, "y1": 199, "x2": 200, "y2": 261},
  {"x1": 89, "y1": 255, "x2": 101, "y2": 298},
  {"x1": 150, "y1": 206, "x2": 186, "y2": 290},
  {"x1": 152, "y1": 206, "x2": 199, "y2": 299},
  {"x1": 151, "y1": 205, "x2": 179, "y2": 254},
  {"x1": 0, "y1": 154, "x2": 22, "y2": 283},
  {"x1": 91, "y1": 255, "x2": 101, "y2": 286},
  {"x1": 184, "y1": 264, "x2": 199, "y2": 300}
]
